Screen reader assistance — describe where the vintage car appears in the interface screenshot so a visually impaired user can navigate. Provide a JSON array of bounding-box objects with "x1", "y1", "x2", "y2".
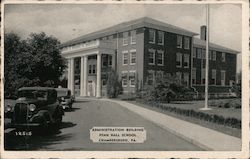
[
  {"x1": 5, "y1": 87, "x2": 64, "y2": 130},
  {"x1": 56, "y1": 88, "x2": 74, "y2": 110}
]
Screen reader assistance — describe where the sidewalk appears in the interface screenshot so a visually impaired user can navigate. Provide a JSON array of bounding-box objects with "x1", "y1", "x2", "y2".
[{"x1": 101, "y1": 98, "x2": 241, "y2": 151}]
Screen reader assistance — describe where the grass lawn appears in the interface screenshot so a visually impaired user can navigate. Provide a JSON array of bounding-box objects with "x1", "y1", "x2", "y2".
[{"x1": 129, "y1": 99, "x2": 241, "y2": 138}]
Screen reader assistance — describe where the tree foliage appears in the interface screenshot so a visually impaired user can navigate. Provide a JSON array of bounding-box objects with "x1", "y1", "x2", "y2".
[
  {"x1": 4, "y1": 32, "x2": 66, "y2": 97},
  {"x1": 106, "y1": 69, "x2": 122, "y2": 98},
  {"x1": 139, "y1": 74, "x2": 193, "y2": 103}
]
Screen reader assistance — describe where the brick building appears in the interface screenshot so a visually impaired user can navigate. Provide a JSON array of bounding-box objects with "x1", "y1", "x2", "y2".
[
  {"x1": 192, "y1": 26, "x2": 239, "y2": 97},
  {"x1": 60, "y1": 17, "x2": 239, "y2": 98}
]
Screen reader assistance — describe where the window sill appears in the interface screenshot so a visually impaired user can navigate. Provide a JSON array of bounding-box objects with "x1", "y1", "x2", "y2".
[
  {"x1": 149, "y1": 41, "x2": 155, "y2": 44},
  {"x1": 149, "y1": 63, "x2": 155, "y2": 65},
  {"x1": 130, "y1": 63, "x2": 136, "y2": 65}
]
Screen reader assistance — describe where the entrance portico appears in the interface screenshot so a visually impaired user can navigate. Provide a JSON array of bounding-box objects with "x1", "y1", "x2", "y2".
[{"x1": 62, "y1": 39, "x2": 116, "y2": 98}]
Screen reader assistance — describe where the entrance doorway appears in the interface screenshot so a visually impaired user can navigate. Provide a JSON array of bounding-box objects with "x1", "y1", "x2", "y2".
[{"x1": 88, "y1": 80, "x2": 96, "y2": 97}]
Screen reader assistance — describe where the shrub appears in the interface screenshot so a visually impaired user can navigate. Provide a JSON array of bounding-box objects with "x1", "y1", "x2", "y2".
[
  {"x1": 143, "y1": 100, "x2": 241, "y2": 129},
  {"x1": 139, "y1": 74, "x2": 196, "y2": 103}
]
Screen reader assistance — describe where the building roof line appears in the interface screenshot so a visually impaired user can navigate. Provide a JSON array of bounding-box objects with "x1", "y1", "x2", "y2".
[
  {"x1": 60, "y1": 17, "x2": 198, "y2": 47},
  {"x1": 193, "y1": 37, "x2": 240, "y2": 54}
]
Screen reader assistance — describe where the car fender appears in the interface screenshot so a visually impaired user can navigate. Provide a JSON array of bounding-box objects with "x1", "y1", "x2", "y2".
[{"x1": 34, "y1": 110, "x2": 53, "y2": 122}]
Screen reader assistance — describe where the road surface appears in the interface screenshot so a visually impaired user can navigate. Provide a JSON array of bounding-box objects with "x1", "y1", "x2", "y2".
[{"x1": 4, "y1": 99, "x2": 202, "y2": 151}]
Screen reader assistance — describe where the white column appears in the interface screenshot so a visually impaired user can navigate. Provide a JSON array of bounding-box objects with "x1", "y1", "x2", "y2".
[
  {"x1": 83, "y1": 56, "x2": 88, "y2": 96},
  {"x1": 70, "y1": 58, "x2": 75, "y2": 95},
  {"x1": 67, "y1": 59, "x2": 71, "y2": 89},
  {"x1": 80, "y1": 57, "x2": 84, "y2": 96},
  {"x1": 96, "y1": 53, "x2": 101, "y2": 98}
]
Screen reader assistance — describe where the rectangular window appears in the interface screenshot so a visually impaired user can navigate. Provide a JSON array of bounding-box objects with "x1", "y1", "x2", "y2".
[
  {"x1": 192, "y1": 68, "x2": 196, "y2": 84},
  {"x1": 122, "y1": 51, "x2": 129, "y2": 65},
  {"x1": 221, "y1": 70, "x2": 226, "y2": 86},
  {"x1": 102, "y1": 79, "x2": 106, "y2": 87},
  {"x1": 131, "y1": 30, "x2": 136, "y2": 44},
  {"x1": 130, "y1": 50, "x2": 136, "y2": 65},
  {"x1": 121, "y1": 71, "x2": 128, "y2": 87},
  {"x1": 202, "y1": 68, "x2": 205, "y2": 84},
  {"x1": 177, "y1": 35, "x2": 182, "y2": 48},
  {"x1": 88, "y1": 65, "x2": 92, "y2": 74},
  {"x1": 102, "y1": 55, "x2": 108, "y2": 67},
  {"x1": 202, "y1": 49, "x2": 206, "y2": 59},
  {"x1": 193, "y1": 48, "x2": 197, "y2": 58},
  {"x1": 108, "y1": 55, "x2": 112, "y2": 66},
  {"x1": 123, "y1": 32, "x2": 128, "y2": 45},
  {"x1": 212, "y1": 69, "x2": 216, "y2": 85},
  {"x1": 209, "y1": 51, "x2": 212, "y2": 60},
  {"x1": 222, "y1": 53, "x2": 226, "y2": 62},
  {"x1": 197, "y1": 48, "x2": 202, "y2": 59},
  {"x1": 149, "y1": 29, "x2": 155, "y2": 44},
  {"x1": 122, "y1": 79, "x2": 128, "y2": 87},
  {"x1": 184, "y1": 37, "x2": 190, "y2": 49},
  {"x1": 157, "y1": 50, "x2": 164, "y2": 66},
  {"x1": 183, "y1": 54, "x2": 189, "y2": 68},
  {"x1": 202, "y1": 60, "x2": 206, "y2": 68},
  {"x1": 158, "y1": 31, "x2": 164, "y2": 45},
  {"x1": 93, "y1": 64, "x2": 96, "y2": 74},
  {"x1": 130, "y1": 78, "x2": 135, "y2": 87},
  {"x1": 147, "y1": 71, "x2": 154, "y2": 85},
  {"x1": 176, "y1": 72, "x2": 182, "y2": 84},
  {"x1": 176, "y1": 52, "x2": 182, "y2": 68},
  {"x1": 184, "y1": 73, "x2": 189, "y2": 86},
  {"x1": 148, "y1": 49, "x2": 155, "y2": 65},
  {"x1": 212, "y1": 51, "x2": 216, "y2": 61}
]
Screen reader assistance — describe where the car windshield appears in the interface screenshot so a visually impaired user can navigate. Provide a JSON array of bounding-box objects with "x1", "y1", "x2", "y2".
[
  {"x1": 18, "y1": 90, "x2": 47, "y2": 100},
  {"x1": 57, "y1": 90, "x2": 69, "y2": 97}
]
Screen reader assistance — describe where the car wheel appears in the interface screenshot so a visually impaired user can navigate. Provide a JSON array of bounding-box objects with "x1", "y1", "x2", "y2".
[
  {"x1": 36, "y1": 117, "x2": 49, "y2": 135},
  {"x1": 69, "y1": 103, "x2": 73, "y2": 110}
]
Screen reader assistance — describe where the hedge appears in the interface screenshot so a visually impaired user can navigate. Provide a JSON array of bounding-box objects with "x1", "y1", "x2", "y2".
[{"x1": 140, "y1": 100, "x2": 241, "y2": 129}]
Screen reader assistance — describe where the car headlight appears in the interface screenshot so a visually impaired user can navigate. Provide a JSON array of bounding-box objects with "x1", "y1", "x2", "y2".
[
  {"x1": 29, "y1": 104, "x2": 36, "y2": 112},
  {"x1": 6, "y1": 105, "x2": 12, "y2": 112}
]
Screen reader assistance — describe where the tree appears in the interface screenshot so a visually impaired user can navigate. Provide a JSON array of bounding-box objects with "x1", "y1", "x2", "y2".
[
  {"x1": 106, "y1": 69, "x2": 122, "y2": 98},
  {"x1": 4, "y1": 32, "x2": 66, "y2": 97}
]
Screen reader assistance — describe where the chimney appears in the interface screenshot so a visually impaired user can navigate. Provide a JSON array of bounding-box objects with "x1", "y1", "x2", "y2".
[{"x1": 200, "y1": 25, "x2": 207, "y2": 40}]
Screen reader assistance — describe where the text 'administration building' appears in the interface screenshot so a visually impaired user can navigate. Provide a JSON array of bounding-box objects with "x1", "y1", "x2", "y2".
[{"x1": 60, "y1": 17, "x2": 239, "y2": 98}]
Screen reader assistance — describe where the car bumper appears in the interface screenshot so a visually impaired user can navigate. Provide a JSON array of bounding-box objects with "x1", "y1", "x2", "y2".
[{"x1": 61, "y1": 101, "x2": 71, "y2": 109}]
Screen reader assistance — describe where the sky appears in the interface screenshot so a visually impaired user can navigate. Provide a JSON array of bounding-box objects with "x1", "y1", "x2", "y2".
[{"x1": 4, "y1": 3, "x2": 242, "y2": 71}]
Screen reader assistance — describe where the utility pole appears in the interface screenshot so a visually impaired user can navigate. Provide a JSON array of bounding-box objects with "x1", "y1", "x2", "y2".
[{"x1": 201, "y1": 4, "x2": 211, "y2": 110}]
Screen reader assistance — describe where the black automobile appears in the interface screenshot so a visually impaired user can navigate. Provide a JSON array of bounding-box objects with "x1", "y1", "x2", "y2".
[
  {"x1": 56, "y1": 88, "x2": 74, "y2": 110},
  {"x1": 5, "y1": 87, "x2": 64, "y2": 130}
]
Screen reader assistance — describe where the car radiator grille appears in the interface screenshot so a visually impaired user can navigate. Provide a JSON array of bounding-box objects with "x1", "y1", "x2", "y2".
[{"x1": 13, "y1": 103, "x2": 29, "y2": 124}]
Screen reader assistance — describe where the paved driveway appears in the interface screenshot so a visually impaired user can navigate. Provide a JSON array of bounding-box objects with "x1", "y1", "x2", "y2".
[{"x1": 4, "y1": 99, "x2": 202, "y2": 151}]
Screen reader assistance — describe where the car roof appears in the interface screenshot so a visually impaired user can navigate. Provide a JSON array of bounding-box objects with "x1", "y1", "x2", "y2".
[
  {"x1": 55, "y1": 88, "x2": 70, "y2": 91},
  {"x1": 18, "y1": 87, "x2": 56, "y2": 91}
]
